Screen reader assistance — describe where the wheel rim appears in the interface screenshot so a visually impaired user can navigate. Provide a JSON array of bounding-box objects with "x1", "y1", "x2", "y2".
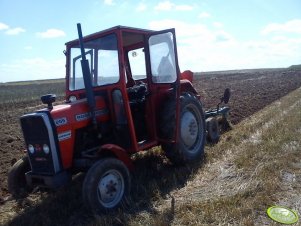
[
  {"x1": 97, "y1": 169, "x2": 125, "y2": 209},
  {"x1": 180, "y1": 104, "x2": 201, "y2": 151}
]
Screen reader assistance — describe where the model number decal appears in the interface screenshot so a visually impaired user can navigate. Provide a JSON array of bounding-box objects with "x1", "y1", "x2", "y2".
[
  {"x1": 58, "y1": 130, "x2": 71, "y2": 141},
  {"x1": 75, "y1": 109, "x2": 108, "y2": 122},
  {"x1": 75, "y1": 112, "x2": 90, "y2": 121},
  {"x1": 54, "y1": 117, "x2": 67, "y2": 126}
]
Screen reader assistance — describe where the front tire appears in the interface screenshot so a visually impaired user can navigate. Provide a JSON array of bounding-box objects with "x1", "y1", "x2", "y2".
[
  {"x1": 160, "y1": 93, "x2": 206, "y2": 165},
  {"x1": 8, "y1": 156, "x2": 31, "y2": 199},
  {"x1": 82, "y1": 158, "x2": 130, "y2": 214}
]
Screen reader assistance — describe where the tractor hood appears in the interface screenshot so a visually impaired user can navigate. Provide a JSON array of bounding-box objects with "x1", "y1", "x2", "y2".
[{"x1": 46, "y1": 96, "x2": 109, "y2": 131}]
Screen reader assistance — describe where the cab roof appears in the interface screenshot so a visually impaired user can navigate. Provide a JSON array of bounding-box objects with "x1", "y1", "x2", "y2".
[{"x1": 66, "y1": 25, "x2": 155, "y2": 46}]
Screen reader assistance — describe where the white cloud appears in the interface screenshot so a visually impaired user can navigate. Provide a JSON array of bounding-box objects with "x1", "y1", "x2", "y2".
[
  {"x1": 5, "y1": 27, "x2": 26, "y2": 35},
  {"x1": 271, "y1": 36, "x2": 287, "y2": 42},
  {"x1": 175, "y1": 4, "x2": 193, "y2": 11},
  {"x1": 154, "y1": 1, "x2": 173, "y2": 11},
  {"x1": 0, "y1": 22, "x2": 9, "y2": 30},
  {"x1": 154, "y1": 1, "x2": 193, "y2": 11},
  {"x1": 149, "y1": 19, "x2": 222, "y2": 42},
  {"x1": 136, "y1": 2, "x2": 147, "y2": 12},
  {"x1": 198, "y1": 12, "x2": 211, "y2": 19},
  {"x1": 0, "y1": 23, "x2": 25, "y2": 35},
  {"x1": 261, "y1": 19, "x2": 301, "y2": 35},
  {"x1": 104, "y1": 0, "x2": 115, "y2": 5},
  {"x1": 215, "y1": 31, "x2": 232, "y2": 42},
  {"x1": 149, "y1": 19, "x2": 301, "y2": 72},
  {"x1": 213, "y1": 22, "x2": 223, "y2": 28},
  {"x1": 36, "y1": 29, "x2": 66, "y2": 38}
]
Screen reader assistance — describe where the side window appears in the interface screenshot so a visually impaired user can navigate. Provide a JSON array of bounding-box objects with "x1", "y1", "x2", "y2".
[
  {"x1": 69, "y1": 49, "x2": 93, "y2": 91},
  {"x1": 128, "y1": 48, "x2": 146, "y2": 80},
  {"x1": 97, "y1": 49, "x2": 119, "y2": 85},
  {"x1": 149, "y1": 32, "x2": 177, "y2": 83}
]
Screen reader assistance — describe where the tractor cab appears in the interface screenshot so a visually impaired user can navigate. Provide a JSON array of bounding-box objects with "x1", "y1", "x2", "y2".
[{"x1": 65, "y1": 26, "x2": 183, "y2": 153}]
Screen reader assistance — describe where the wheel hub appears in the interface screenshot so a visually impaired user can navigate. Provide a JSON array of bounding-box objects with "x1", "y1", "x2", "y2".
[
  {"x1": 97, "y1": 170, "x2": 124, "y2": 208},
  {"x1": 181, "y1": 111, "x2": 198, "y2": 148}
]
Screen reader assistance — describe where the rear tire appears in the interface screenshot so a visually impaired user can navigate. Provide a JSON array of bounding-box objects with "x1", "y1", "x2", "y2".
[
  {"x1": 160, "y1": 93, "x2": 206, "y2": 165},
  {"x1": 82, "y1": 158, "x2": 130, "y2": 214},
  {"x1": 8, "y1": 156, "x2": 31, "y2": 199}
]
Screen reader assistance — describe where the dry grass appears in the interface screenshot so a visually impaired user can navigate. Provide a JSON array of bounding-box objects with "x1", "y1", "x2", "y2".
[
  {"x1": 1, "y1": 88, "x2": 301, "y2": 226},
  {"x1": 127, "y1": 87, "x2": 301, "y2": 226}
]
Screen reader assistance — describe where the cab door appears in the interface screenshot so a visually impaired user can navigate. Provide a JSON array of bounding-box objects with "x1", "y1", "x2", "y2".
[{"x1": 144, "y1": 29, "x2": 181, "y2": 142}]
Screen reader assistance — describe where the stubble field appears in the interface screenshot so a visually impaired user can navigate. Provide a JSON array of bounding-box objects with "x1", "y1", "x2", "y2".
[
  {"x1": 1, "y1": 68, "x2": 301, "y2": 199},
  {"x1": 0, "y1": 67, "x2": 301, "y2": 225}
]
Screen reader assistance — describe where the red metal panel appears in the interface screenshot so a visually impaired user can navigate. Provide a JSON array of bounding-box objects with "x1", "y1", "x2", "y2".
[
  {"x1": 98, "y1": 144, "x2": 134, "y2": 171},
  {"x1": 50, "y1": 96, "x2": 109, "y2": 168}
]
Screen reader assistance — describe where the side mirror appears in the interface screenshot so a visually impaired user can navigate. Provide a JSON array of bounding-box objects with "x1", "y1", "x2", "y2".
[
  {"x1": 222, "y1": 88, "x2": 231, "y2": 104},
  {"x1": 41, "y1": 94, "x2": 56, "y2": 110}
]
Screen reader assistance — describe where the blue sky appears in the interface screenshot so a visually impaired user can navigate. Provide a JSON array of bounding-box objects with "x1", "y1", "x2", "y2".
[{"x1": 0, "y1": 0, "x2": 300, "y2": 82}]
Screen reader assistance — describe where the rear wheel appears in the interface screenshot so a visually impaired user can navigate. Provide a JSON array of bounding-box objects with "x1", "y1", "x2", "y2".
[
  {"x1": 82, "y1": 158, "x2": 130, "y2": 214},
  {"x1": 8, "y1": 156, "x2": 31, "y2": 199},
  {"x1": 160, "y1": 93, "x2": 206, "y2": 165}
]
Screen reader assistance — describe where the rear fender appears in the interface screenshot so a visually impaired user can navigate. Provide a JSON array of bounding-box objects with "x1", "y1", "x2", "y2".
[
  {"x1": 180, "y1": 70, "x2": 193, "y2": 82},
  {"x1": 97, "y1": 144, "x2": 134, "y2": 171},
  {"x1": 180, "y1": 79, "x2": 198, "y2": 96}
]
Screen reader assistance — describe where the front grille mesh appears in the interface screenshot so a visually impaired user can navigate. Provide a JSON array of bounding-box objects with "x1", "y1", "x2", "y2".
[{"x1": 20, "y1": 114, "x2": 55, "y2": 174}]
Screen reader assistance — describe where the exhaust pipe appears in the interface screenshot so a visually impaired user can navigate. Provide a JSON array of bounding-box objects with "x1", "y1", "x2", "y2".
[{"x1": 77, "y1": 23, "x2": 97, "y2": 126}]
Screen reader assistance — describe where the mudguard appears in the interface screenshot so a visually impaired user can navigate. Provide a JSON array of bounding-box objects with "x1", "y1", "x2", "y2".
[
  {"x1": 97, "y1": 144, "x2": 134, "y2": 171},
  {"x1": 180, "y1": 79, "x2": 198, "y2": 96}
]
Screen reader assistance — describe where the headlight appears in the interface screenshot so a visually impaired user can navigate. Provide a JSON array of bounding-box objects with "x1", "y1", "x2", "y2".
[
  {"x1": 28, "y1": 144, "x2": 35, "y2": 154},
  {"x1": 69, "y1": 95, "x2": 77, "y2": 102},
  {"x1": 43, "y1": 144, "x2": 50, "y2": 154}
]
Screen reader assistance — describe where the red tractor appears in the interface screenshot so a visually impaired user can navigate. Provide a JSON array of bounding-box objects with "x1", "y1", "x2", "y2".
[{"x1": 8, "y1": 24, "x2": 230, "y2": 214}]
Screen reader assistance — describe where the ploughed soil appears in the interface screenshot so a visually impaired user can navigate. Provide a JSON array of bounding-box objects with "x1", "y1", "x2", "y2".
[{"x1": 1, "y1": 67, "x2": 301, "y2": 202}]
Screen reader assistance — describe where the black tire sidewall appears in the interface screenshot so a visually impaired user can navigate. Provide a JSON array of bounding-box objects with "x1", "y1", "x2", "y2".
[
  {"x1": 7, "y1": 156, "x2": 31, "y2": 198},
  {"x1": 178, "y1": 93, "x2": 206, "y2": 162},
  {"x1": 160, "y1": 93, "x2": 206, "y2": 164}
]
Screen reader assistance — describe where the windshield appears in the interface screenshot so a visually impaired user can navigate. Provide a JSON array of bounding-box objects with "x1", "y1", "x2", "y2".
[{"x1": 69, "y1": 33, "x2": 119, "y2": 91}]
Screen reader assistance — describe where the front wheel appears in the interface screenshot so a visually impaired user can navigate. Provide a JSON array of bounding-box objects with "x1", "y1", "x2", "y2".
[
  {"x1": 160, "y1": 93, "x2": 206, "y2": 165},
  {"x1": 82, "y1": 158, "x2": 130, "y2": 214},
  {"x1": 8, "y1": 156, "x2": 32, "y2": 199}
]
